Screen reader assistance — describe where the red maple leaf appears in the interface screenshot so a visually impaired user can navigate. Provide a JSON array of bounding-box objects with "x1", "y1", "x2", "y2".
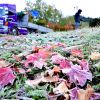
[
  {"x1": 0, "y1": 67, "x2": 16, "y2": 89},
  {"x1": 71, "y1": 49, "x2": 84, "y2": 58}
]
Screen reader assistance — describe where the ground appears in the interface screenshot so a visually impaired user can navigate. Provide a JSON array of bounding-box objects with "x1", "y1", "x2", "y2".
[{"x1": 0, "y1": 27, "x2": 100, "y2": 100}]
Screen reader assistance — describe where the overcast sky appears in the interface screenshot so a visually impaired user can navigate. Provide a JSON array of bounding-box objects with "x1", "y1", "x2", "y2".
[{"x1": 0, "y1": 0, "x2": 99, "y2": 18}]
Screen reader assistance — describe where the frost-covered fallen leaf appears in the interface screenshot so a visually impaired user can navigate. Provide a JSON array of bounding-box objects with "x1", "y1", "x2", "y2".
[
  {"x1": 0, "y1": 60, "x2": 10, "y2": 68},
  {"x1": 90, "y1": 52, "x2": 100, "y2": 60},
  {"x1": 0, "y1": 67, "x2": 16, "y2": 89},
  {"x1": 53, "y1": 81, "x2": 69, "y2": 94}
]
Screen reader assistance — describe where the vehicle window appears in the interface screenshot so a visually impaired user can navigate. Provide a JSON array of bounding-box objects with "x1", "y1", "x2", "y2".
[
  {"x1": 0, "y1": 8, "x2": 5, "y2": 16},
  {"x1": 8, "y1": 11, "x2": 14, "y2": 15}
]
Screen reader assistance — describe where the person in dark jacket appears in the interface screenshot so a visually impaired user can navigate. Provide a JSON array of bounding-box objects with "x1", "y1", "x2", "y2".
[{"x1": 74, "y1": 9, "x2": 82, "y2": 29}]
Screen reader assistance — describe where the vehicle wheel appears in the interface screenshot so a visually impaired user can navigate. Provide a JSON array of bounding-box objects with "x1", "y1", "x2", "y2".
[{"x1": 11, "y1": 27, "x2": 19, "y2": 35}]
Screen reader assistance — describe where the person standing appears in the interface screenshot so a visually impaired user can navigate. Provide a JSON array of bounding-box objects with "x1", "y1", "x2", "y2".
[{"x1": 74, "y1": 9, "x2": 82, "y2": 29}]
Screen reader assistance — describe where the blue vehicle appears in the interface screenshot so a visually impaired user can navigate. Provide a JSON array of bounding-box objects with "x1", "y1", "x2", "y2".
[
  {"x1": 0, "y1": 3, "x2": 53, "y2": 35},
  {"x1": 0, "y1": 4, "x2": 28, "y2": 35}
]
